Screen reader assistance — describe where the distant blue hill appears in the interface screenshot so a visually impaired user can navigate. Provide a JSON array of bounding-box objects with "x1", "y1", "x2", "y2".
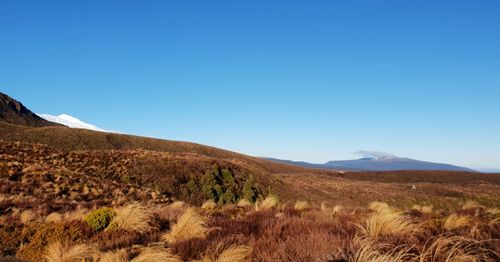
[{"x1": 265, "y1": 156, "x2": 476, "y2": 172}]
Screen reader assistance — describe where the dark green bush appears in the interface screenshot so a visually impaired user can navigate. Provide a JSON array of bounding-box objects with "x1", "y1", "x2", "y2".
[
  {"x1": 219, "y1": 188, "x2": 236, "y2": 204},
  {"x1": 200, "y1": 171, "x2": 222, "y2": 201},
  {"x1": 84, "y1": 207, "x2": 116, "y2": 231},
  {"x1": 243, "y1": 175, "x2": 259, "y2": 202}
]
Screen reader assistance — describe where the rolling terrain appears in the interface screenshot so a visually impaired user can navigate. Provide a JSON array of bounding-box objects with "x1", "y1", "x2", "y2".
[{"x1": 1, "y1": 92, "x2": 499, "y2": 261}]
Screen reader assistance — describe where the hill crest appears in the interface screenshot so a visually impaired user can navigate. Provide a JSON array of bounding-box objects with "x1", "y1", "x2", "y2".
[{"x1": 0, "y1": 92, "x2": 60, "y2": 127}]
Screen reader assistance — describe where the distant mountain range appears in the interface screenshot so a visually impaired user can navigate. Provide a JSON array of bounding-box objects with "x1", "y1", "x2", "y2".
[{"x1": 266, "y1": 155, "x2": 476, "y2": 172}]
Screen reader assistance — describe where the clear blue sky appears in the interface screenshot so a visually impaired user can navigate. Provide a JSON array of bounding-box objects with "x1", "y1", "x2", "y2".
[{"x1": 1, "y1": 1, "x2": 499, "y2": 170}]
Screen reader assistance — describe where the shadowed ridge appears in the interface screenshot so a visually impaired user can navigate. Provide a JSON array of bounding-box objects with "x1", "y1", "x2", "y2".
[{"x1": 0, "y1": 92, "x2": 61, "y2": 127}]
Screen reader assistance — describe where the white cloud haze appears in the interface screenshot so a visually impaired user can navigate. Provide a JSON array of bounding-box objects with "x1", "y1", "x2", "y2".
[{"x1": 354, "y1": 150, "x2": 397, "y2": 160}]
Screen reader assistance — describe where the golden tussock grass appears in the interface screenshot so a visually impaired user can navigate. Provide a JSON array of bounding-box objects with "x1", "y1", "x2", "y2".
[
  {"x1": 215, "y1": 245, "x2": 252, "y2": 262},
  {"x1": 256, "y1": 195, "x2": 279, "y2": 210},
  {"x1": 359, "y1": 209, "x2": 417, "y2": 237},
  {"x1": 162, "y1": 207, "x2": 208, "y2": 243},
  {"x1": 333, "y1": 205, "x2": 344, "y2": 215},
  {"x1": 412, "y1": 204, "x2": 433, "y2": 214},
  {"x1": 20, "y1": 210, "x2": 35, "y2": 224},
  {"x1": 294, "y1": 201, "x2": 310, "y2": 211},
  {"x1": 45, "y1": 212, "x2": 63, "y2": 223},
  {"x1": 486, "y1": 208, "x2": 500, "y2": 215},
  {"x1": 44, "y1": 242, "x2": 97, "y2": 262},
  {"x1": 198, "y1": 245, "x2": 252, "y2": 262},
  {"x1": 237, "y1": 199, "x2": 252, "y2": 208},
  {"x1": 321, "y1": 202, "x2": 327, "y2": 211},
  {"x1": 351, "y1": 244, "x2": 415, "y2": 262},
  {"x1": 421, "y1": 205, "x2": 433, "y2": 214},
  {"x1": 109, "y1": 203, "x2": 155, "y2": 234},
  {"x1": 489, "y1": 217, "x2": 500, "y2": 225},
  {"x1": 443, "y1": 214, "x2": 471, "y2": 231},
  {"x1": 462, "y1": 200, "x2": 483, "y2": 210},
  {"x1": 417, "y1": 236, "x2": 491, "y2": 262},
  {"x1": 131, "y1": 247, "x2": 181, "y2": 262},
  {"x1": 201, "y1": 200, "x2": 217, "y2": 210},
  {"x1": 62, "y1": 208, "x2": 87, "y2": 221},
  {"x1": 99, "y1": 249, "x2": 128, "y2": 262},
  {"x1": 368, "y1": 201, "x2": 390, "y2": 213},
  {"x1": 169, "y1": 201, "x2": 186, "y2": 209}
]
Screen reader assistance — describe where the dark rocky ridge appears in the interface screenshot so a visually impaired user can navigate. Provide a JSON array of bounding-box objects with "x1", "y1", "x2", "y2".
[{"x1": 0, "y1": 92, "x2": 60, "y2": 127}]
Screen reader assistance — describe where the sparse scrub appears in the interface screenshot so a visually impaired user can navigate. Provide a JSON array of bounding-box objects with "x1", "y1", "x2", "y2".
[
  {"x1": 163, "y1": 208, "x2": 208, "y2": 243},
  {"x1": 2, "y1": 140, "x2": 500, "y2": 261}
]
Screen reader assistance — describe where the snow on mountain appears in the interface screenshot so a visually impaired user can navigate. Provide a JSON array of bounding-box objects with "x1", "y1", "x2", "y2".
[{"x1": 37, "y1": 113, "x2": 108, "y2": 132}]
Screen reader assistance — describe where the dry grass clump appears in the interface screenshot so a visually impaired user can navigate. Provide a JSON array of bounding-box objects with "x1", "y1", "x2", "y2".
[
  {"x1": 201, "y1": 245, "x2": 252, "y2": 262},
  {"x1": 63, "y1": 208, "x2": 88, "y2": 221},
  {"x1": 486, "y1": 208, "x2": 500, "y2": 215},
  {"x1": 359, "y1": 209, "x2": 417, "y2": 237},
  {"x1": 412, "y1": 204, "x2": 433, "y2": 214},
  {"x1": 131, "y1": 247, "x2": 181, "y2": 262},
  {"x1": 462, "y1": 200, "x2": 483, "y2": 210},
  {"x1": 169, "y1": 201, "x2": 186, "y2": 209},
  {"x1": 368, "y1": 201, "x2": 390, "y2": 212},
  {"x1": 294, "y1": 201, "x2": 310, "y2": 211},
  {"x1": 216, "y1": 245, "x2": 252, "y2": 262},
  {"x1": 162, "y1": 208, "x2": 208, "y2": 244},
  {"x1": 333, "y1": 205, "x2": 344, "y2": 215},
  {"x1": 237, "y1": 199, "x2": 252, "y2": 208},
  {"x1": 443, "y1": 214, "x2": 471, "y2": 231},
  {"x1": 352, "y1": 239, "x2": 414, "y2": 262},
  {"x1": 256, "y1": 195, "x2": 279, "y2": 210},
  {"x1": 44, "y1": 242, "x2": 97, "y2": 262},
  {"x1": 45, "y1": 212, "x2": 63, "y2": 223},
  {"x1": 108, "y1": 203, "x2": 155, "y2": 234},
  {"x1": 99, "y1": 249, "x2": 128, "y2": 262},
  {"x1": 20, "y1": 210, "x2": 35, "y2": 224},
  {"x1": 421, "y1": 205, "x2": 434, "y2": 214},
  {"x1": 201, "y1": 200, "x2": 217, "y2": 210},
  {"x1": 418, "y1": 236, "x2": 492, "y2": 262}
]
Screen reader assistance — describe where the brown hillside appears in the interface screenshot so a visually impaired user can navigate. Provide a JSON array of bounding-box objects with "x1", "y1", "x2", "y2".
[
  {"x1": 0, "y1": 121, "x2": 324, "y2": 175},
  {"x1": 0, "y1": 92, "x2": 60, "y2": 127}
]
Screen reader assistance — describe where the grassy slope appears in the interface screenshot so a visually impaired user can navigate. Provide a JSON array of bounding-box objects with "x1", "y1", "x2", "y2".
[
  {"x1": 0, "y1": 122, "x2": 313, "y2": 174},
  {"x1": 2, "y1": 121, "x2": 499, "y2": 209}
]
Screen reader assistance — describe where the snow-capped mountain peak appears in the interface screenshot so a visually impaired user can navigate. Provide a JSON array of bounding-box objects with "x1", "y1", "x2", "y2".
[{"x1": 37, "y1": 113, "x2": 107, "y2": 132}]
